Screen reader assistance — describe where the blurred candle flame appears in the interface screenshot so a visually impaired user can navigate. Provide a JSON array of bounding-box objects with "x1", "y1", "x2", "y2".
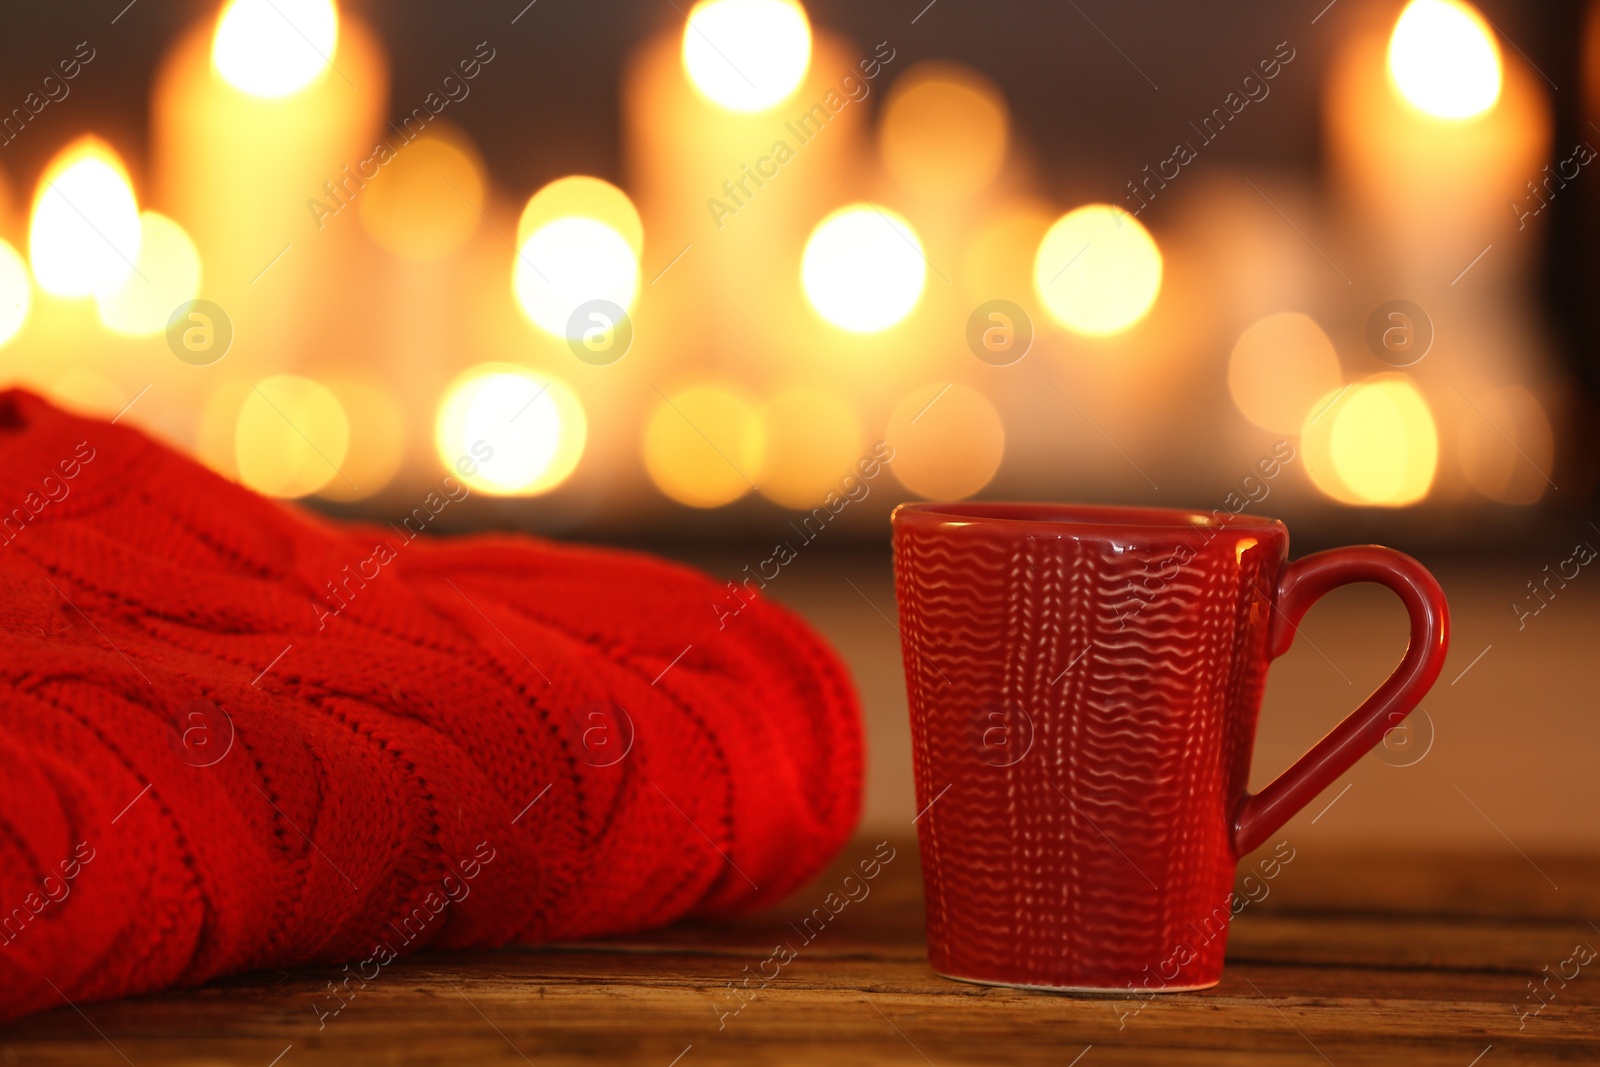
[
  {"x1": 359, "y1": 129, "x2": 486, "y2": 262},
  {"x1": 682, "y1": 0, "x2": 812, "y2": 112},
  {"x1": 1458, "y1": 384, "x2": 1553, "y2": 505},
  {"x1": 0, "y1": 239, "x2": 30, "y2": 348},
  {"x1": 1387, "y1": 0, "x2": 1502, "y2": 120},
  {"x1": 29, "y1": 137, "x2": 141, "y2": 299},
  {"x1": 96, "y1": 211, "x2": 202, "y2": 336},
  {"x1": 1228, "y1": 312, "x2": 1343, "y2": 434},
  {"x1": 880, "y1": 62, "x2": 1009, "y2": 202},
  {"x1": 213, "y1": 0, "x2": 339, "y2": 98},
  {"x1": 757, "y1": 389, "x2": 863, "y2": 508},
  {"x1": 644, "y1": 384, "x2": 765, "y2": 508},
  {"x1": 236, "y1": 375, "x2": 350, "y2": 499},
  {"x1": 802, "y1": 204, "x2": 926, "y2": 333},
  {"x1": 1303, "y1": 376, "x2": 1439, "y2": 507},
  {"x1": 1034, "y1": 204, "x2": 1162, "y2": 338},
  {"x1": 886, "y1": 382, "x2": 1004, "y2": 501},
  {"x1": 511, "y1": 177, "x2": 642, "y2": 340},
  {"x1": 435, "y1": 365, "x2": 587, "y2": 497},
  {"x1": 517, "y1": 176, "x2": 644, "y2": 257},
  {"x1": 513, "y1": 217, "x2": 640, "y2": 339},
  {"x1": 319, "y1": 378, "x2": 405, "y2": 502}
]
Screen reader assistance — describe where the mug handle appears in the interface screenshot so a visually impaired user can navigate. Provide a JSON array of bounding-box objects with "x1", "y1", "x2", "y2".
[{"x1": 1231, "y1": 545, "x2": 1450, "y2": 857}]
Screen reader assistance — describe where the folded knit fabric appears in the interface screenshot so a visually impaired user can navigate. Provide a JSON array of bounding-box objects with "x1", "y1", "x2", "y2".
[{"x1": 0, "y1": 389, "x2": 861, "y2": 1021}]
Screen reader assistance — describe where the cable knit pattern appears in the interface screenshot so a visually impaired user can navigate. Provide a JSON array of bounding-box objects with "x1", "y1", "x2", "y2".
[{"x1": 0, "y1": 390, "x2": 861, "y2": 1021}]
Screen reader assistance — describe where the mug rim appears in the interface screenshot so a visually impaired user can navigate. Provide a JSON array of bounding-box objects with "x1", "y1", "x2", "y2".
[{"x1": 893, "y1": 501, "x2": 1287, "y2": 533}]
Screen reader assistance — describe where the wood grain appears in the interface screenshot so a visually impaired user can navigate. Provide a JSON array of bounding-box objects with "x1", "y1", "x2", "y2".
[{"x1": 3, "y1": 834, "x2": 1597, "y2": 1065}]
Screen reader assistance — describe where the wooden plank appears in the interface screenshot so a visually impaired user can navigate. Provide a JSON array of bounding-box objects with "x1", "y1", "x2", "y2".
[
  {"x1": 3, "y1": 836, "x2": 1597, "y2": 1065},
  {"x1": 3, "y1": 952, "x2": 1595, "y2": 1066}
]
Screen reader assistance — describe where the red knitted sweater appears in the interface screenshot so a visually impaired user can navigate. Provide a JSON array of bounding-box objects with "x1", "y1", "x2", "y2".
[{"x1": 0, "y1": 389, "x2": 861, "y2": 1021}]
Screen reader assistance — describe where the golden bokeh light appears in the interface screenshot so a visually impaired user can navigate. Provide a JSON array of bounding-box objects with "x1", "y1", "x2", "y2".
[
  {"x1": 644, "y1": 384, "x2": 766, "y2": 508},
  {"x1": 1387, "y1": 0, "x2": 1502, "y2": 120},
  {"x1": 359, "y1": 131, "x2": 486, "y2": 261},
  {"x1": 517, "y1": 176, "x2": 644, "y2": 257},
  {"x1": 213, "y1": 0, "x2": 339, "y2": 98},
  {"x1": 802, "y1": 204, "x2": 926, "y2": 333},
  {"x1": 29, "y1": 138, "x2": 141, "y2": 299},
  {"x1": 96, "y1": 212, "x2": 202, "y2": 336},
  {"x1": 963, "y1": 201, "x2": 1055, "y2": 308},
  {"x1": 0, "y1": 238, "x2": 30, "y2": 348},
  {"x1": 682, "y1": 0, "x2": 812, "y2": 112},
  {"x1": 197, "y1": 382, "x2": 253, "y2": 480},
  {"x1": 1228, "y1": 312, "x2": 1344, "y2": 434},
  {"x1": 318, "y1": 380, "x2": 405, "y2": 502},
  {"x1": 886, "y1": 382, "x2": 1004, "y2": 500},
  {"x1": 236, "y1": 375, "x2": 351, "y2": 499},
  {"x1": 513, "y1": 217, "x2": 640, "y2": 339},
  {"x1": 435, "y1": 364, "x2": 587, "y2": 497},
  {"x1": 48, "y1": 370, "x2": 126, "y2": 419},
  {"x1": 758, "y1": 389, "x2": 864, "y2": 508},
  {"x1": 880, "y1": 62, "x2": 1009, "y2": 202},
  {"x1": 1302, "y1": 376, "x2": 1438, "y2": 507},
  {"x1": 1458, "y1": 384, "x2": 1553, "y2": 505},
  {"x1": 1034, "y1": 204, "x2": 1162, "y2": 337}
]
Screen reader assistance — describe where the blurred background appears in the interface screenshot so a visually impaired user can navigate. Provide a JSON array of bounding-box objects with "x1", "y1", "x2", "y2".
[{"x1": 0, "y1": 0, "x2": 1594, "y2": 849}]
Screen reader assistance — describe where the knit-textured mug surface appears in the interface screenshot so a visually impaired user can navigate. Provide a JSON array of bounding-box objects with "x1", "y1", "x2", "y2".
[{"x1": 0, "y1": 390, "x2": 861, "y2": 1021}]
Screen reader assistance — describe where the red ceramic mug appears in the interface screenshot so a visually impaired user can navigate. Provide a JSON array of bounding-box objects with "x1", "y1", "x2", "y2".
[{"x1": 891, "y1": 502, "x2": 1449, "y2": 991}]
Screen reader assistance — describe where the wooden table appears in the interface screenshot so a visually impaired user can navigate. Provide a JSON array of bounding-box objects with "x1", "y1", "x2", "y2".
[
  {"x1": 5, "y1": 835, "x2": 1597, "y2": 1066},
  {"x1": 5, "y1": 553, "x2": 1595, "y2": 1063}
]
